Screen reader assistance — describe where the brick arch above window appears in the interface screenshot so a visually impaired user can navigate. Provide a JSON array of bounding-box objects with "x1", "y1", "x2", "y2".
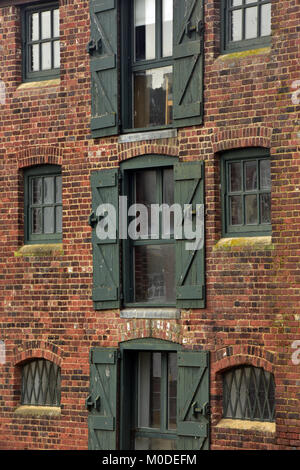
[
  {"x1": 13, "y1": 340, "x2": 64, "y2": 368},
  {"x1": 212, "y1": 126, "x2": 273, "y2": 155},
  {"x1": 17, "y1": 146, "x2": 63, "y2": 170},
  {"x1": 118, "y1": 142, "x2": 179, "y2": 163}
]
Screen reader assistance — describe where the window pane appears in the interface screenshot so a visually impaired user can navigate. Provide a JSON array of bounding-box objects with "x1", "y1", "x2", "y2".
[
  {"x1": 162, "y1": 0, "x2": 173, "y2": 57},
  {"x1": 31, "y1": 13, "x2": 39, "y2": 41},
  {"x1": 44, "y1": 177, "x2": 54, "y2": 204},
  {"x1": 231, "y1": 0, "x2": 242, "y2": 6},
  {"x1": 135, "y1": 437, "x2": 176, "y2": 450},
  {"x1": 230, "y1": 195, "x2": 242, "y2": 225},
  {"x1": 260, "y1": 193, "x2": 271, "y2": 224},
  {"x1": 134, "y1": 244, "x2": 175, "y2": 303},
  {"x1": 41, "y1": 10, "x2": 51, "y2": 39},
  {"x1": 134, "y1": 66, "x2": 173, "y2": 128},
  {"x1": 53, "y1": 9, "x2": 60, "y2": 37},
  {"x1": 31, "y1": 44, "x2": 40, "y2": 71},
  {"x1": 53, "y1": 40, "x2": 60, "y2": 68},
  {"x1": 260, "y1": 160, "x2": 271, "y2": 190},
  {"x1": 56, "y1": 176, "x2": 62, "y2": 203},
  {"x1": 134, "y1": 0, "x2": 156, "y2": 61},
  {"x1": 162, "y1": 168, "x2": 175, "y2": 236},
  {"x1": 138, "y1": 352, "x2": 161, "y2": 429},
  {"x1": 245, "y1": 194, "x2": 258, "y2": 224},
  {"x1": 261, "y1": 3, "x2": 271, "y2": 37},
  {"x1": 168, "y1": 353, "x2": 177, "y2": 430},
  {"x1": 135, "y1": 170, "x2": 157, "y2": 237},
  {"x1": 245, "y1": 6, "x2": 258, "y2": 40},
  {"x1": 229, "y1": 162, "x2": 242, "y2": 192},
  {"x1": 32, "y1": 178, "x2": 42, "y2": 204},
  {"x1": 231, "y1": 9, "x2": 242, "y2": 41},
  {"x1": 41, "y1": 42, "x2": 51, "y2": 70},
  {"x1": 56, "y1": 206, "x2": 62, "y2": 233},
  {"x1": 44, "y1": 206, "x2": 55, "y2": 233},
  {"x1": 245, "y1": 161, "x2": 257, "y2": 191},
  {"x1": 32, "y1": 207, "x2": 42, "y2": 234}
]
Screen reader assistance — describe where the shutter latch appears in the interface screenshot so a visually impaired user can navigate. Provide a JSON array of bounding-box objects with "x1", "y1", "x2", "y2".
[
  {"x1": 185, "y1": 20, "x2": 204, "y2": 38},
  {"x1": 87, "y1": 38, "x2": 102, "y2": 55},
  {"x1": 192, "y1": 401, "x2": 211, "y2": 417}
]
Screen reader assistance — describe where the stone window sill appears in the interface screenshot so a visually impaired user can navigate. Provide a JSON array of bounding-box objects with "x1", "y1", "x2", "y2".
[
  {"x1": 213, "y1": 236, "x2": 273, "y2": 252},
  {"x1": 14, "y1": 405, "x2": 61, "y2": 418},
  {"x1": 14, "y1": 243, "x2": 64, "y2": 258},
  {"x1": 216, "y1": 418, "x2": 275, "y2": 434},
  {"x1": 216, "y1": 47, "x2": 271, "y2": 62},
  {"x1": 16, "y1": 78, "x2": 60, "y2": 91},
  {"x1": 120, "y1": 308, "x2": 180, "y2": 319}
]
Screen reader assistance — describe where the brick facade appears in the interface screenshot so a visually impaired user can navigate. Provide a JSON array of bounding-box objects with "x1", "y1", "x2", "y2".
[{"x1": 0, "y1": 0, "x2": 299, "y2": 450}]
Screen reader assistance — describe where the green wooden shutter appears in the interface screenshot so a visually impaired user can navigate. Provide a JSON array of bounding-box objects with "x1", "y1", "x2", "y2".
[
  {"x1": 175, "y1": 161, "x2": 205, "y2": 309},
  {"x1": 173, "y1": 0, "x2": 204, "y2": 128},
  {"x1": 87, "y1": 348, "x2": 118, "y2": 450},
  {"x1": 88, "y1": 0, "x2": 119, "y2": 138},
  {"x1": 177, "y1": 350, "x2": 210, "y2": 450},
  {"x1": 90, "y1": 168, "x2": 120, "y2": 310}
]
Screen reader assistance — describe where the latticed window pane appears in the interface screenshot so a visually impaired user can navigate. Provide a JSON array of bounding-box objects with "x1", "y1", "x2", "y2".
[
  {"x1": 223, "y1": 366, "x2": 275, "y2": 422},
  {"x1": 21, "y1": 359, "x2": 61, "y2": 406}
]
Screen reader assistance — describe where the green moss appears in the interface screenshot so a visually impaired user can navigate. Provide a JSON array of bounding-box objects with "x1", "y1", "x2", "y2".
[
  {"x1": 217, "y1": 47, "x2": 271, "y2": 61},
  {"x1": 213, "y1": 236, "x2": 274, "y2": 252},
  {"x1": 14, "y1": 244, "x2": 64, "y2": 258},
  {"x1": 14, "y1": 405, "x2": 61, "y2": 417}
]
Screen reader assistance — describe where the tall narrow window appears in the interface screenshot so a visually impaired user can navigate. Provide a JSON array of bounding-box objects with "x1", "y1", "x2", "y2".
[{"x1": 22, "y1": 2, "x2": 60, "y2": 81}]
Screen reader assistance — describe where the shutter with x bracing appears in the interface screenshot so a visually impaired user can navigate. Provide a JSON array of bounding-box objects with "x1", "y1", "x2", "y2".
[
  {"x1": 88, "y1": 0, "x2": 119, "y2": 138},
  {"x1": 177, "y1": 350, "x2": 210, "y2": 450},
  {"x1": 90, "y1": 168, "x2": 120, "y2": 310},
  {"x1": 86, "y1": 348, "x2": 118, "y2": 450},
  {"x1": 174, "y1": 161, "x2": 205, "y2": 309},
  {"x1": 173, "y1": 0, "x2": 204, "y2": 128}
]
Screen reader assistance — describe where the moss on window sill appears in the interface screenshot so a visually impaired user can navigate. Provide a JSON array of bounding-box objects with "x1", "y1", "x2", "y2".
[
  {"x1": 16, "y1": 78, "x2": 60, "y2": 91},
  {"x1": 213, "y1": 236, "x2": 273, "y2": 252},
  {"x1": 217, "y1": 47, "x2": 271, "y2": 61},
  {"x1": 14, "y1": 244, "x2": 64, "y2": 258},
  {"x1": 14, "y1": 405, "x2": 61, "y2": 417},
  {"x1": 216, "y1": 418, "x2": 275, "y2": 434}
]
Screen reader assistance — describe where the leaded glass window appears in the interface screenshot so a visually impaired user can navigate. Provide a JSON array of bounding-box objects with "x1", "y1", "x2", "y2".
[
  {"x1": 223, "y1": 365, "x2": 275, "y2": 422},
  {"x1": 21, "y1": 359, "x2": 61, "y2": 407}
]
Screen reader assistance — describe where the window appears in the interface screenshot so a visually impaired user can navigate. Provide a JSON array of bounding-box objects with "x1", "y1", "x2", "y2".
[
  {"x1": 24, "y1": 165, "x2": 62, "y2": 244},
  {"x1": 222, "y1": 0, "x2": 271, "y2": 53},
  {"x1": 221, "y1": 148, "x2": 271, "y2": 237},
  {"x1": 21, "y1": 359, "x2": 61, "y2": 406},
  {"x1": 22, "y1": 2, "x2": 60, "y2": 81},
  {"x1": 223, "y1": 365, "x2": 275, "y2": 422}
]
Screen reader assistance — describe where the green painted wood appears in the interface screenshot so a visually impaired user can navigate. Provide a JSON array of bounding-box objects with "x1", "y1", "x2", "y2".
[
  {"x1": 90, "y1": 168, "x2": 120, "y2": 310},
  {"x1": 173, "y1": 0, "x2": 204, "y2": 128},
  {"x1": 174, "y1": 161, "x2": 205, "y2": 309},
  {"x1": 88, "y1": 348, "x2": 118, "y2": 450},
  {"x1": 177, "y1": 350, "x2": 210, "y2": 450},
  {"x1": 89, "y1": 0, "x2": 118, "y2": 138}
]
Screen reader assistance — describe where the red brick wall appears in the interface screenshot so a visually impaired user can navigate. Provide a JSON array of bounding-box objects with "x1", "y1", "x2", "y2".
[{"x1": 0, "y1": 0, "x2": 299, "y2": 450}]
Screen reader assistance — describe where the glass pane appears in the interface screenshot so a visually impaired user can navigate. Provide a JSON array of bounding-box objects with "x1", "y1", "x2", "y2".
[
  {"x1": 134, "y1": 0, "x2": 156, "y2": 61},
  {"x1": 31, "y1": 44, "x2": 40, "y2": 71},
  {"x1": 135, "y1": 437, "x2": 176, "y2": 450},
  {"x1": 41, "y1": 10, "x2": 51, "y2": 39},
  {"x1": 261, "y1": 3, "x2": 271, "y2": 37},
  {"x1": 230, "y1": 195, "x2": 242, "y2": 225},
  {"x1": 42, "y1": 42, "x2": 51, "y2": 70},
  {"x1": 229, "y1": 162, "x2": 241, "y2": 192},
  {"x1": 231, "y1": 0, "x2": 242, "y2": 6},
  {"x1": 53, "y1": 40, "x2": 60, "y2": 68},
  {"x1": 31, "y1": 13, "x2": 39, "y2": 41},
  {"x1": 32, "y1": 177, "x2": 42, "y2": 204},
  {"x1": 168, "y1": 353, "x2": 177, "y2": 430},
  {"x1": 231, "y1": 9, "x2": 242, "y2": 41},
  {"x1": 44, "y1": 177, "x2": 54, "y2": 204},
  {"x1": 163, "y1": 0, "x2": 173, "y2": 57},
  {"x1": 53, "y1": 9, "x2": 60, "y2": 37},
  {"x1": 135, "y1": 170, "x2": 156, "y2": 237},
  {"x1": 245, "y1": 6, "x2": 258, "y2": 39},
  {"x1": 134, "y1": 244, "x2": 175, "y2": 303},
  {"x1": 245, "y1": 194, "x2": 258, "y2": 224},
  {"x1": 138, "y1": 352, "x2": 161, "y2": 429},
  {"x1": 32, "y1": 207, "x2": 42, "y2": 234},
  {"x1": 260, "y1": 160, "x2": 271, "y2": 190},
  {"x1": 260, "y1": 193, "x2": 271, "y2": 224},
  {"x1": 44, "y1": 206, "x2": 55, "y2": 233},
  {"x1": 56, "y1": 176, "x2": 62, "y2": 203},
  {"x1": 56, "y1": 206, "x2": 62, "y2": 233},
  {"x1": 162, "y1": 168, "x2": 175, "y2": 236},
  {"x1": 134, "y1": 66, "x2": 173, "y2": 128},
  {"x1": 245, "y1": 161, "x2": 257, "y2": 191}
]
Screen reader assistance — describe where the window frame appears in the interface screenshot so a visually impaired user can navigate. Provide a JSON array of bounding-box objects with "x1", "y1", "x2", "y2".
[
  {"x1": 221, "y1": 0, "x2": 271, "y2": 54},
  {"x1": 24, "y1": 165, "x2": 62, "y2": 245},
  {"x1": 221, "y1": 148, "x2": 271, "y2": 238},
  {"x1": 21, "y1": 358, "x2": 61, "y2": 407},
  {"x1": 21, "y1": 1, "x2": 60, "y2": 82}
]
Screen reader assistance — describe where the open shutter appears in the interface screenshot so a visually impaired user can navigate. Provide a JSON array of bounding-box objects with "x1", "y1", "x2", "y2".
[
  {"x1": 87, "y1": 348, "x2": 118, "y2": 450},
  {"x1": 177, "y1": 350, "x2": 210, "y2": 450},
  {"x1": 90, "y1": 168, "x2": 120, "y2": 310},
  {"x1": 173, "y1": 0, "x2": 204, "y2": 128},
  {"x1": 88, "y1": 0, "x2": 118, "y2": 138},
  {"x1": 175, "y1": 161, "x2": 205, "y2": 309}
]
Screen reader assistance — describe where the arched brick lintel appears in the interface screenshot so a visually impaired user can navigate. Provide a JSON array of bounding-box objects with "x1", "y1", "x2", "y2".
[
  {"x1": 212, "y1": 126, "x2": 273, "y2": 154},
  {"x1": 212, "y1": 345, "x2": 276, "y2": 376},
  {"x1": 13, "y1": 341, "x2": 64, "y2": 367},
  {"x1": 17, "y1": 146, "x2": 63, "y2": 170},
  {"x1": 119, "y1": 143, "x2": 179, "y2": 162}
]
